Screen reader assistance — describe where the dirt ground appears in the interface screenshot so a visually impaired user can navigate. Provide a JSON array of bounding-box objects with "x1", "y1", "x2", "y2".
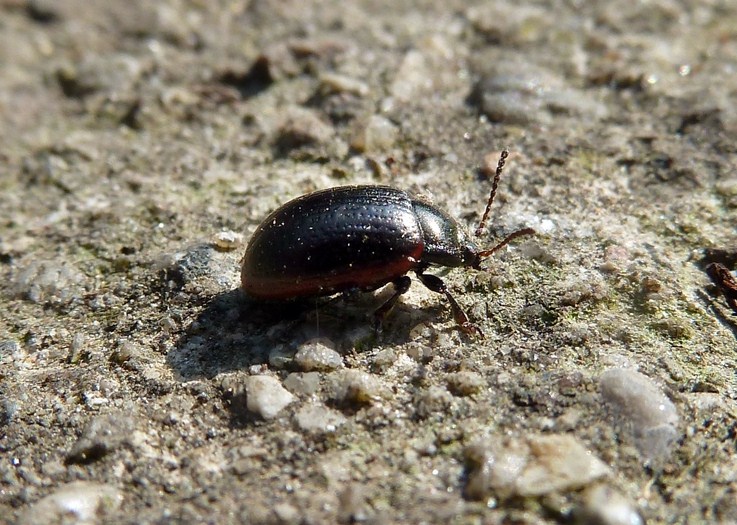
[{"x1": 2, "y1": 1, "x2": 737, "y2": 524}]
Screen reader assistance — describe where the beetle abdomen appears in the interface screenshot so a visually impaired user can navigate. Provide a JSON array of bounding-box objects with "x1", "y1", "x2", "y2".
[{"x1": 241, "y1": 186, "x2": 424, "y2": 299}]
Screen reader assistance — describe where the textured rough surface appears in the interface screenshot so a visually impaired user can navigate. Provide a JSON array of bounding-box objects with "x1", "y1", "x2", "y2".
[{"x1": 2, "y1": 1, "x2": 737, "y2": 523}]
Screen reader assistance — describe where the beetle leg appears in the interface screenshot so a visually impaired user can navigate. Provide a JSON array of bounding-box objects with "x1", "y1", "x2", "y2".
[
  {"x1": 416, "y1": 272, "x2": 483, "y2": 337},
  {"x1": 373, "y1": 276, "x2": 412, "y2": 333}
]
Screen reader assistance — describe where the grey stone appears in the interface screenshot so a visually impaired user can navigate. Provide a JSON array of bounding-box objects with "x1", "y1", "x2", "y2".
[
  {"x1": 245, "y1": 375, "x2": 295, "y2": 419},
  {"x1": 600, "y1": 368, "x2": 679, "y2": 463},
  {"x1": 294, "y1": 339, "x2": 344, "y2": 371},
  {"x1": 67, "y1": 413, "x2": 135, "y2": 464},
  {"x1": 295, "y1": 403, "x2": 347, "y2": 434}
]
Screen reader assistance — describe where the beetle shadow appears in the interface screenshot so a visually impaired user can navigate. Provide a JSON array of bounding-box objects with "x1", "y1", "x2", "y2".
[{"x1": 167, "y1": 287, "x2": 423, "y2": 381}]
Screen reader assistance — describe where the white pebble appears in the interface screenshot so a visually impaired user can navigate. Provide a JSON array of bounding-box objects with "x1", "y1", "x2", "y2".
[
  {"x1": 390, "y1": 50, "x2": 428, "y2": 101},
  {"x1": 245, "y1": 375, "x2": 295, "y2": 419},
  {"x1": 517, "y1": 434, "x2": 610, "y2": 495},
  {"x1": 330, "y1": 369, "x2": 385, "y2": 404},
  {"x1": 295, "y1": 403, "x2": 347, "y2": 434},
  {"x1": 294, "y1": 339, "x2": 344, "y2": 371},
  {"x1": 319, "y1": 72, "x2": 369, "y2": 96},
  {"x1": 212, "y1": 230, "x2": 243, "y2": 251},
  {"x1": 599, "y1": 368, "x2": 679, "y2": 463},
  {"x1": 582, "y1": 485, "x2": 644, "y2": 525},
  {"x1": 465, "y1": 434, "x2": 610, "y2": 499},
  {"x1": 19, "y1": 481, "x2": 122, "y2": 525},
  {"x1": 351, "y1": 115, "x2": 397, "y2": 153}
]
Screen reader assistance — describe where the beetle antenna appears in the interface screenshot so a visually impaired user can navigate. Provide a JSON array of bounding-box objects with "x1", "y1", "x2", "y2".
[
  {"x1": 477, "y1": 227, "x2": 536, "y2": 260},
  {"x1": 475, "y1": 149, "x2": 508, "y2": 237}
]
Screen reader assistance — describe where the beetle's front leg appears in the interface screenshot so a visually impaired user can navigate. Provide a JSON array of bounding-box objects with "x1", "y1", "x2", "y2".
[
  {"x1": 373, "y1": 276, "x2": 412, "y2": 333},
  {"x1": 416, "y1": 271, "x2": 483, "y2": 337}
]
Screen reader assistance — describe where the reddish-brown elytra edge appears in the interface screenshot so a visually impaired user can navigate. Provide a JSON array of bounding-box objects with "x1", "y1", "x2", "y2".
[{"x1": 241, "y1": 149, "x2": 535, "y2": 336}]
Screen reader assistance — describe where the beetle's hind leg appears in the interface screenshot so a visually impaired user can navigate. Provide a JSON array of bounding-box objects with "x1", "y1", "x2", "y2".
[
  {"x1": 373, "y1": 276, "x2": 412, "y2": 333},
  {"x1": 416, "y1": 271, "x2": 483, "y2": 337}
]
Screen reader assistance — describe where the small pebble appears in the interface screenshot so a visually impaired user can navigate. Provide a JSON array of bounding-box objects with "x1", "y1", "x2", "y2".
[
  {"x1": 212, "y1": 230, "x2": 243, "y2": 251},
  {"x1": 338, "y1": 484, "x2": 369, "y2": 523},
  {"x1": 599, "y1": 245, "x2": 631, "y2": 273},
  {"x1": 294, "y1": 339, "x2": 344, "y2": 371},
  {"x1": 66, "y1": 413, "x2": 135, "y2": 464},
  {"x1": 11, "y1": 259, "x2": 85, "y2": 304},
  {"x1": 283, "y1": 372, "x2": 322, "y2": 396},
  {"x1": 0, "y1": 340, "x2": 21, "y2": 360},
  {"x1": 268, "y1": 345, "x2": 294, "y2": 369},
  {"x1": 389, "y1": 50, "x2": 427, "y2": 101},
  {"x1": 389, "y1": 44, "x2": 459, "y2": 102},
  {"x1": 18, "y1": 481, "x2": 122, "y2": 525},
  {"x1": 56, "y1": 53, "x2": 145, "y2": 98},
  {"x1": 295, "y1": 403, "x2": 347, "y2": 434},
  {"x1": 470, "y1": 58, "x2": 606, "y2": 125},
  {"x1": 245, "y1": 375, "x2": 295, "y2": 419},
  {"x1": 274, "y1": 106, "x2": 334, "y2": 153},
  {"x1": 273, "y1": 502, "x2": 300, "y2": 525},
  {"x1": 405, "y1": 341, "x2": 434, "y2": 361},
  {"x1": 163, "y1": 243, "x2": 236, "y2": 290},
  {"x1": 319, "y1": 72, "x2": 369, "y2": 96},
  {"x1": 687, "y1": 392, "x2": 724, "y2": 412},
  {"x1": 413, "y1": 386, "x2": 453, "y2": 419},
  {"x1": 330, "y1": 370, "x2": 385, "y2": 405},
  {"x1": 371, "y1": 349, "x2": 397, "y2": 371},
  {"x1": 26, "y1": 0, "x2": 61, "y2": 23},
  {"x1": 464, "y1": 434, "x2": 610, "y2": 500},
  {"x1": 580, "y1": 484, "x2": 644, "y2": 525},
  {"x1": 67, "y1": 333, "x2": 86, "y2": 364},
  {"x1": 599, "y1": 368, "x2": 679, "y2": 463},
  {"x1": 1, "y1": 398, "x2": 20, "y2": 426},
  {"x1": 110, "y1": 340, "x2": 139, "y2": 365},
  {"x1": 466, "y1": 4, "x2": 550, "y2": 45},
  {"x1": 350, "y1": 115, "x2": 398, "y2": 153},
  {"x1": 556, "y1": 408, "x2": 582, "y2": 431},
  {"x1": 446, "y1": 371, "x2": 485, "y2": 396}
]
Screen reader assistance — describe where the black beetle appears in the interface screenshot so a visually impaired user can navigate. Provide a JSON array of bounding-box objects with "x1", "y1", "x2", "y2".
[{"x1": 241, "y1": 150, "x2": 534, "y2": 335}]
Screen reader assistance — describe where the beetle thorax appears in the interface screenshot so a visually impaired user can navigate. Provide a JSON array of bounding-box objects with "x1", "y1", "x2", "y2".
[{"x1": 411, "y1": 200, "x2": 480, "y2": 268}]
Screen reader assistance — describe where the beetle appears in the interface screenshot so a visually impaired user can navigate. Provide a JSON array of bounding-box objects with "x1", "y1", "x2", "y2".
[{"x1": 241, "y1": 150, "x2": 535, "y2": 335}]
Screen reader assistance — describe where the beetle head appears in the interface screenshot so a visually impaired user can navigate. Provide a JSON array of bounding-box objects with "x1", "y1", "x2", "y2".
[{"x1": 463, "y1": 242, "x2": 483, "y2": 270}]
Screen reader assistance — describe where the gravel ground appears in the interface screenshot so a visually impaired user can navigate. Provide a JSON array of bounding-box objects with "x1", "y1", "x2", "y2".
[{"x1": 2, "y1": 1, "x2": 737, "y2": 524}]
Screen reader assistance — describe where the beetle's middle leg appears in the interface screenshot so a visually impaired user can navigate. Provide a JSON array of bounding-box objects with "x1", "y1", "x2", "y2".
[
  {"x1": 373, "y1": 276, "x2": 412, "y2": 332},
  {"x1": 416, "y1": 271, "x2": 483, "y2": 337}
]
